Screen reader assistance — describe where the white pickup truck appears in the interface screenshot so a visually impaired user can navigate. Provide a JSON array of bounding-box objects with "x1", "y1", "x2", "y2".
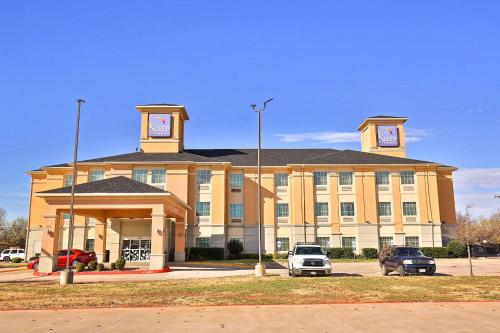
[{"x1": 287, "y1": 243, "x2": 332, "y2": 277}]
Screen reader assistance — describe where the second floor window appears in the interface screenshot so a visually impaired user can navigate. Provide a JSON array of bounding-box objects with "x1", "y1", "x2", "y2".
[
  {"x1": 89, "y1": 170, "x2": 104, "y2": 182},
  {"x1": 276, "y1": 203, "x2": 289, "y2": 217},
  {"x1": 64, "y1": 175, "x2": 73, "y2": 187},
  {"x1": 340, "y1": 202, "x2": 355, "y2": 216},
  {"x1": 403, "y1": 202, "x2": 417, "y2": 216},
  {"x1": 196, "y1": 202, "x2": 211, "y2": 217},
  {"x1": 197, "y1": 170, "x2": 211, "y2": 185},
  {"x1": 313, "y1": 172, "x2": 328, "y2": 186},
  {"x1": 229, "y1": 203, "x2": 243, "y2": 218},
  {"x1": 229, "y1": 174, "x2": 243, "y2": 188},
  {"x1": 375, "y1": 171, "x2": 389, "y2": 185},
  {"x1": 132, "y1": 169, "x2": 148, "y2": 183},
  {"x1": 400, "y1": 171, "x2": 415, "y2": 185},
  {"x1": 275, "y1": 173, "x2": 288, "y2": 187},
  {"x1": 339, "y1": 171, "x2": 353, "y2": 185},
  {"x1": 377, "y1": 202, "x2": 392, "y2": 216},
  {"x1": 314, "y1": 202, "x2": 329, "y2": 217},
  {"x1": 151, "y1": 169, "x2": 166, "y2": 184}
]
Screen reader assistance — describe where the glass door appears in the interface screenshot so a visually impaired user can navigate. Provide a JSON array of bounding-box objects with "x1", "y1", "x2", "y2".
[{"x1": 121, "y1": 239, "x2": 151, "y2": 261}]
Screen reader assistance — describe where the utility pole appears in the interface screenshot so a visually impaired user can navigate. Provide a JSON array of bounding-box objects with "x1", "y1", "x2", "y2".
[
  {"x1": 251, "y1": 98, "x2": 273, "y2": 277},
  {"x1": 60, "y1": 98, "x2": 85, "y2": 285}
]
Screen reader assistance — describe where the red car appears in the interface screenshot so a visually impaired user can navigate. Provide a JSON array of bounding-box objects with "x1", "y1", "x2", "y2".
[{"x1": 28, "y1": 249, "x2": 96, "y2": 271}]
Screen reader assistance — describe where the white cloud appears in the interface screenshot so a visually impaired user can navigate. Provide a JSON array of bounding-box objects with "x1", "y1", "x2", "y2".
[
  {"x1": 276, "y1": 131, "x2": 360, "y2": 144},
  {"x1": 405, "y1": 128, "x2": 434, "y2": 143},
  {"x1": 454, "y1": 168, "x2": 500, "y2": 217},
  {"x1": 466, "y1": 108, "x2": 483, "y2": 113}
]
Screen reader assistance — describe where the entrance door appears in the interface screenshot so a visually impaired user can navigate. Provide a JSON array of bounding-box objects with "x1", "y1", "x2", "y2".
[{"x1": 121, "y1": 239, "x2": 151, "y2": 261}]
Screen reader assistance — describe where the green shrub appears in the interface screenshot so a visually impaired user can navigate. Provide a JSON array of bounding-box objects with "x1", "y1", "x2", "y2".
[
  {"x1": 97, "y1": 263, "x2": 104, "y2": 272},
  {"x1": 187, "y1": 247, "x2": 225, "y2": 260},
  {"x1": 227, "y1": 239, "x2": 244, "y2": 257},
  {"x1": 329, "y1": 248, "x2": 355, "y2": 259},
  {"x1": 87, "y1": 260, "x2": 98, "y2": 271},
  {"x1": 362, "y1": 248, "x2": 378, "y2": 259},
  {"x1": 11, "y1": 257, "x2": 22, "y2": 263},
  {"x1": 420, "y1": 247, "x2": 450, "y2": 258},
  {"x1": 115, "y1": 258, "x2": 126, "y2": 270},
  {"x1": 29, "y1": 256, "x2": 38, "y2": 261},
  {"x1": 110, "y1": 262, "x2": 116, "y2": 270},
  {"x1": 272, "y1": 253, "x2": 288, "y2": 260},
  {"x1": 447, "y1": 241, "x2": 467, "y2": 258},
  {"x1": 239, "y1": 253, "x2": 259, "y2": 259},
  {"x1": 75, "y1": 262, "x2": 85, "y2": 272}
]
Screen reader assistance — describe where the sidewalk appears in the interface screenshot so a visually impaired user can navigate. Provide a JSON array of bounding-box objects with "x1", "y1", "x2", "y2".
[{"x1": 1, "y1": 302, "x2": 498, "y2": 333}]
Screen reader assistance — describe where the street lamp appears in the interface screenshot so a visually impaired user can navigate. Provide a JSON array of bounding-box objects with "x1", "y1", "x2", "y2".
[
  {"x1": 251, "y1": 98, "x2": 273, "y2": 277},
  {"x1": 60, "y1": 98, "x2": 85, "y2": 285}
]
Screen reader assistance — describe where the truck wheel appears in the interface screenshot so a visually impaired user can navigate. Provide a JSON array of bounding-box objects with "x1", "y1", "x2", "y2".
[
  {"x1": 3, "y1": 257, "x2": 10, "y2": 263},
  {"x1": 398, "y1": 265, "x2": 406, "y2": 276},
  {"x1": 381, "y1": 264, "x2": 389, "y2": 276},
  {"x1": 288, "y1": 268, "x2": 292, "y2": 276}
]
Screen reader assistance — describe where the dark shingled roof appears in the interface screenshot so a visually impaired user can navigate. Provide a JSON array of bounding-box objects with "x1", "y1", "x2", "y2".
[
  {"x1": 38, "y1": 176, "x2": 169, "y2": 194},
  {"x1": 34, "y1": 148, "x2": 447, "y2": 171}
]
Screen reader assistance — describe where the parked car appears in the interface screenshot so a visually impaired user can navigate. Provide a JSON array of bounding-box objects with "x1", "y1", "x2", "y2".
[
  {"x1": 379, "y1": 246, "x2": 436, "y2": 276},
  {"x1": 0, "y1": 248, "x2": 25, "y2": 262},
  {"x1": 288, "y1": 243, "x2": 332, "y2": 277},
  {"x1": 27, "y1": 249, "x2": 96, "y2": 271}
]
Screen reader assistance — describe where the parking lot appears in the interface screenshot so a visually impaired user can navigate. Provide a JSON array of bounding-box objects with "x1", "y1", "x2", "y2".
[{"x1": 0, "y1": 258, "x2": 499, "y2": 283}]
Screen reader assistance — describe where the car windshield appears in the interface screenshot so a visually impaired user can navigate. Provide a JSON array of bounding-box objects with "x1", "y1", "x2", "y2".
[
  {"x1": 295, "y1": 247, "x2": 324, "y2": 255},
  {"x1": 396, "y1": 248, "x2": 423, "y2": 256}
]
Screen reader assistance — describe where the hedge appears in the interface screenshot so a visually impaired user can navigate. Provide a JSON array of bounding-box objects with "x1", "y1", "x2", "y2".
[
  {"x1": 447, "y1": 241, "x2": 468, "y2": 258},
  {"x1": 362, "y1": 248, "x2": 378, "y2": 259},
  {"x1": 328, "y1": 248, "x2": 355, "y2": 259},
  {"x1": 420, "y1": 247, "x2": 450, "y2": 258},
  {"x1": 187, "y1": 247, "x2": 225, "y2": 260}
]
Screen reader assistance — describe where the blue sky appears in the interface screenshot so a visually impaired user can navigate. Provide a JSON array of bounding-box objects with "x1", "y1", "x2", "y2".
[{"x1": 1, "y1": 1, "x2": 499, "y2": 219}]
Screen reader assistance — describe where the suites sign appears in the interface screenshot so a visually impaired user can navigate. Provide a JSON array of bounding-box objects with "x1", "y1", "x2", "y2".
[
  {"x1": 377, "y1": 126, "x2": 399, "y2": 147},
  {"x1": 148, "y1": 114, "x2": 171, "y2": 137}
]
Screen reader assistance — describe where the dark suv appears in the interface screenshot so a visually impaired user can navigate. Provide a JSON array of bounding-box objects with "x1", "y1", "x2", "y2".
[{"x1": 379, "y1": 246, "x2": 436, "y2": 276}]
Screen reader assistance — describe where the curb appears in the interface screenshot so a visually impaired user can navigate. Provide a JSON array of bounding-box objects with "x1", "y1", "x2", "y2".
[
  {"x1": 0, "y1": 267, "x2": 28, "y2": 274},
  {"x1": 33, "y1": 267, "x2": 171, "y2": 276}
]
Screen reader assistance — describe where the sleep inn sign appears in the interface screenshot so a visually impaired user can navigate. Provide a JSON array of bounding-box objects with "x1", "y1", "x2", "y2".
[{"x1": 148, "y1": 113, "x2": 171, "y2": 137}]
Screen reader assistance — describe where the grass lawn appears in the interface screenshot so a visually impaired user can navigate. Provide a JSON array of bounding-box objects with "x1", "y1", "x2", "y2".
[
  {"x1": 0, "y1": 276, "x2": 498, "y2": 310},
  {"x1": 187, "y1": 258, "x2": 376, "y2": 268}
]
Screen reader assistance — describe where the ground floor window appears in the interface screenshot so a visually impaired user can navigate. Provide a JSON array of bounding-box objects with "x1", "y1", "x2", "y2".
[
  {"x1": 85, "y1": 239, "x2": 95, "y2": 251},
  {"x1": 276, "y1": 237, "x2": 290, "y2": 252},
  {"x1": 379, "y1": 237, "x2": 393, "y2": 248},
  {"x1": 196, "y1": 237, "x2": 210, "y2": 248},
  {"x1": 316, "y1": 237, "x2": 330, "y2": 249},
  {"x1": 342, "y1": 237, "x2": 356, "y2": 250},
  {"x1": 121, "y1": 239, "x2": 151, "y2": 261},
  {"x1": 405, "y1": 236, "x2": 419, "y2": 247}
]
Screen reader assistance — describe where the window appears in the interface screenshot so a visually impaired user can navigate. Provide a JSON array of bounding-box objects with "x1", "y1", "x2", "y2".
[
  {"x1": 316, "y1": 237, "x2": 330, "y2": 249},
  {"x1": 196, "y1": 237, "x2": 210, "y2": 248},
  {"x1": 63, "y1": 213, "x2": 71, "y2": 221},
  {"x1": 379, "y1": 237, "x2": 393, "y2": 248},
  {"x1": 339, "y1": 172, "x2": 353, "y2": 185},
  {"x1": 275, "y1": 203, "x2": 289, "y2": 218},
  {"x1": 402, "y1": 202, "x2": 417, "y2": 216},
  {"x1": 89, "y1": 170, "x2": 104, "y2": 182},
  {"x1": 342, "y1": 237, "x2": 356, "y2": 250},
  {"x1": 405, "y1": 236, "x2": 420, "y2": 247},
  {"x1": 340, "y1": 202, "x2": 355, "y2": 216},
  {"x1": 64, "y1": 175, "x2": 73, "y2": 187},
  {"x1": 375, "y1": 171, "x2": 389, "y2": 185},
  {"x1": 196, "y1": 202, "x2": 211, "y2": 217},
  {"x1": 314, "y1": 202, "x2": 329, "y2": 217},
  {"x1": 275, "y1": 173, "x2": 288, "y2": 187},
  {"x1": 276, "y1": 237, "x2": 290, "y2": 251},
  {"x1": 132, "y1": 169, "x2": 148, "y2": 183},
  {"x1": 151, "y1": 169, "x2": 166, "y2": 184},
  {"x1": 400, "y1": 171, "x2": 415, "y2": 185},
  {"x1": 229, "y1": 174, "x2": 243, "y2": 188},
  {"x1": 313, "y1": 172, "x2": 328, "y2": 186},
  {"x1": 85, "y1": 239, "x2": 95, "y2": 251},
  {"x1": 197, "y1": 170, "x2": 211, "y2": 185},
  {"x1": 229, "y1": 203, "x2": 243, "y2": 218},
  {"x1": 377, "y1": 202, "x2": 392, "y2": 216}
]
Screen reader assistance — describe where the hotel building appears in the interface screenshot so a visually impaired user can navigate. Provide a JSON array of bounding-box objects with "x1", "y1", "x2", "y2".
[{"x1": 26, "y1": 104, "x2": 457, "y2": 273}]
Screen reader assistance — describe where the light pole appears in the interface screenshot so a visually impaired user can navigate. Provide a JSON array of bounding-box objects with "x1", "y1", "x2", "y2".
[
  {"x1": 60, "y1": 98, "x2": 85, "y2": 285},
  {"x1": 251, "y1": 98, "x2": 273, "y2": 277}
]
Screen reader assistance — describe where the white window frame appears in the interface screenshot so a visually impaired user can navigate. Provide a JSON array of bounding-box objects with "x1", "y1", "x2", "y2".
[
  {"x1": 196, "y1": 202, "x2": 211, "y2": 217},
  {"x1": 314, "y1": 202, "x2": 329, "y2": 217},
  {"x1": 197, "y1": 169, "x2": 212, "y2": 185},
  {"x1": 64, "y1": 174, "x2": 73, "y2": 187},
  {"x1": 402, "y1": 202, "x2": 417, "y2": 216},
  {"x1": 339, "y1": 171, "x2": 353, "y2": 186},
  {"x1": 341, "y1": 237, "x2": 357, "y2": 250},
  {"x1": 340, "y1": 202, "x2": 355, "y2": 217},
  {"x1": 377, "y1": 202, "x2": 392, "y2": 217},
  {"x1": 275, "y1": 173, "x2": 288, "y2": 187},
  {"x1": 375, "y1": 171, "x2": 390, "y2": 185},
  {"x1": 405, "y1": 236, "x2": 420, "y2": 247},
  {"x1": 400, "y1": 171, "x2": 415, "y2": 185},
  {"x1": 313, "y1": 172, "x2": 328, "y2": 186},
  {"x1": 229, "y1": 203, "x2": 243, "y2": 218},
  {"x1": 89, "y1": 169, "x2": 105, "y2": 182},
  {"x1": 229, "y1": 173, "x2": 243, "y2": 189}
]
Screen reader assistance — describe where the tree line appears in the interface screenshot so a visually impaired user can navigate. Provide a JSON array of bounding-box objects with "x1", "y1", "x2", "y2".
[{"x1": 0, "y1": 208, "x2": 27, "y2": 248}]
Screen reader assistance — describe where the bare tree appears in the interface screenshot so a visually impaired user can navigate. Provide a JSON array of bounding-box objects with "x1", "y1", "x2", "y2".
[
  {"x1": 453, "y1": 206, "x2": 482, "y2": 276},
  {"x1": 0, "y1": 208, "x2": 7, "y2": 233},
  {"x1": 1, "y1": 217, "x2": 27, "y2": 247}
]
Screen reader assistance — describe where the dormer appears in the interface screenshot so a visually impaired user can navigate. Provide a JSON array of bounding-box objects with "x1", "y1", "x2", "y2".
[
  {"x1": 136, "y1": 104, "x2": 189, "y2": 153},
  {"x1": 357, "y1": 115, "x2": 408, "y2": 158}
]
